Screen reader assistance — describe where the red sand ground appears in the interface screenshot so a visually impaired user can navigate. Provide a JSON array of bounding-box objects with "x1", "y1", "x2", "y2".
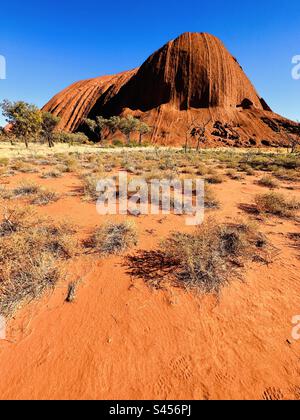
[{"x1": 0, "y1": 170, "x2": 300, "y2": 400}]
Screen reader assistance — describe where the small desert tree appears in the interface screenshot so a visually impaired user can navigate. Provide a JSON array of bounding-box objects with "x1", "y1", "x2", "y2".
[
  {"x1": 41, "y1": 112, "x2": 60, "y2": 148},
  {"x1": 54, "y1": 131, "x2": 89, "y2": 145},
  {"x1": 107, "y1": 116, "x2": 121, "y2": 137},
  {"x1": 119, "y1": 115, "x2": 140, "y2": 145},
  {"x1": 184, "y1": 117, "x2": 199, "y2": 153},
  {"x1": 0, "y1": 100, "x2": 42, "y2": 148},
  {"x1": 84, "y1": 116, "x2": 108, "y2": 142},
  {"x1": 190, "y1": 118, "x2": 211, "y2": 151},
  {"x1": 137, "y1": 121, "x2": 151, "y2": 145},
  {"x1": 287, "y1": 133, "x2": 300, "y2": 154}
]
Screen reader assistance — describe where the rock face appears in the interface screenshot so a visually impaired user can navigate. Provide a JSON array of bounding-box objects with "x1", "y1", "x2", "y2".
[{"x1": 43, "y1": 32, "x2": 299, "y2": 146}]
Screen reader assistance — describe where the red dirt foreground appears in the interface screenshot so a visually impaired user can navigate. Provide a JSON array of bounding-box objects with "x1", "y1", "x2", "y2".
[
  {"x1": 43, "y1": 32, "x2": 300, "y2": 146},
  {"x1": 0, "y1": 171, "x2": 300, "y2": 400}
]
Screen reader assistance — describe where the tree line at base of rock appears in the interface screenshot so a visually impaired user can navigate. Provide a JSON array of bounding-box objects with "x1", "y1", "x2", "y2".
[
  {"x1": 83, "y1": 115, "x2": 151, "y2": 145},
  {"x1": 0, "y1": 100, "x2": 152, "y2": 148},
  {"x1": 1, "y1": 100, "x2": 299, "y2": 153}
]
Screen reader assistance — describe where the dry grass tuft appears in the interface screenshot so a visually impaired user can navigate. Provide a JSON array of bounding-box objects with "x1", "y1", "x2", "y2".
[
  {"x1": 206, "y1": 174, "x2": 224, "y2": 184},
  {"x1": 204, "y1": 185, "x2": 220, "y2": 209},
  {"x1": 128, "y1": 219, "x2": 270, "y2": 293},
  {"x1": 10, "y1": 161, "x2": 38, "y2": 174},
  {"x1": 82, "y1": 174, "x2": 100, "y2": 200},
  {"x1": 87, "y1": 221, "x2": 138, "y2": 256},
  {"x1": 30, "y1": 189, "x2": 60, "y2": 206},
  {"x1": 226, "y1": 170, "x2": 245, "y2": 181},
  {"x1": 0, "y1": 206, "x2": 77, "y2": 317},
  {"x1": 257, "y1": 176, "x2": 279, "y2": 189},
  {"x1": 0, "y1": 206, "x2": 36, "y2": 236},
  {"x1": 0, "y1": 186, "x2": 13, "y2": 200},
  {"x1": 255, "y1": 192, "x2": 300, "y2": 218},
  {"x1": 41, "y1": 170, "x2": 62, "y2": 179},
  {"x1": 159, "y1": 220, "x2": 268, "y2": 292},
  {"x1": 13, "y1": 182, "x2": 40, "y2": 197}
]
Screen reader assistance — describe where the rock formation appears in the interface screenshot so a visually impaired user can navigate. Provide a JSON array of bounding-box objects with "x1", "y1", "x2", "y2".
[{"x1": 43, "y1": 32, "x2": 299, "y2": 147}]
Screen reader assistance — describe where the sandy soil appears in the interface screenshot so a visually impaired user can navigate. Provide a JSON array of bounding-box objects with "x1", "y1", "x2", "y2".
[{"x1": 0, "y1": 169, "x2": 300, "y2": 400}]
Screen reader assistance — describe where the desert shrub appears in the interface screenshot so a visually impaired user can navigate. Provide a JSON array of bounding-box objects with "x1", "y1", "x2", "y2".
[
  {"x1": 35, "y1": 222, "x2": 77, "y2": 259},
  {"x1": 0, "y1": 158, "x2": 9, "y2": 167},
  {"x1": 226, "y1": 170, "x2": 245, "y2": 181},
  {"x1": 112, "y1": 139, "x2": 124, "y2": 147},
  {"x1": 196, "y1": 164, "x2": 208, "y2": 176},
  {"x1": 20, "y1": 165, "x2": 39, "y2": 174},
  {"x1": 0, "y1": 167, "x2": 7, "y2": 177},
  {"x1": 80, "y1": 161, "x2": 97, "y2": 171},
  {"x1": 241, "y1": 153, "x2": 299, "y2": 171},
  {"x1": 0, "y1": 246, "x2": 58, "y2": 317},
  {"x1": 255, "y1": 192, "x2": 300, "y2": 217},
  {"x1": 82, "y1": 174, "x2": 99, "y2": 200},
  {"x1": 147, "y1": 219, "x2": 269, "y2": 292},
  {"x1": 272, "y1": 154, "x2": 299, "y2": 170},
  {"x1": 245, "y1": 167, "x2": 255, "y2": 176},
  {"x1": 204, "y1": 185, "x2": 220, "y2": 209},
  {"x1": 158, "y1": 155, "x2": 177, "y2": 171},
  {"x1": 55, "y1": 164, "x2": 69, "y2": 173},
  {"x1": 128, "y1": 219, "x2": 269, "y2": 293},
  {"x1": 225, "y1": 159, "x2": 240, "y2": 169},
  {"x1": 30, "y1": 189, "x2": 60, "y2": 206},
  {"x1": 180, "y1": 166, "x2": 195, "y2": 175},
  {"x1": 0, "y1": 206, "x2": 36, "y2": 236},
  {"x1": 0, "y1": 206, "x2": 77, "y2": 316},
  {"x1": 10, "y1": 161, "x2": 38, "y2": 173},
  {"x1": 122, "y1": 164, "x2": 143, "y2": 175},
  {"x1": 34, "y1": 158, "x2": 54, "y2": 166},
  {"x1": 243, "y1": 154, "x2": 272, "y2": 171},
  {"x1": 0, "y1": 186, "x2": 13, "y2": 200},
  {"x1": 273, "y1": 169, "x2": 300, "y2": 182},
  {"x1": 206, "y1": 174, "x2": 224, "y2": 184},
  {"x1": 13, "y1": 182, "x2": 40, "y2": 197},
  {"x1": 41, "y1": 170, "x2": 62, "y2": 179},
  {"x1": 54, "y1": 131, "x2": 90, "y2": 145},
  {"x1": 238, "y1": 163, "x2": 252, "y2": 173},
  {"x1": 206, "y1": 167, "x2": 218, "y2": 175},
  {"x1": 288, "y1": 233, "x2": 300, "y2": 252},
  {"x1": 63, "y1": 157, "x2": 79, "y2": 173},
  {"x1": 257, "y1": 175, "x2": 279, "y2": 189},
  {"x1": 87, "y1": 221, "x2": 138, "y2": 255},
  {"x1": 144, "y1": 169, "x2": 177, "y2": 183},
  {"x1": 267, "y1": 165, "x2": 280, "y2": 174}
]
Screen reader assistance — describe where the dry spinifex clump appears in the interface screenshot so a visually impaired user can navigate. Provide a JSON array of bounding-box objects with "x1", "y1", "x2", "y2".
[
  {"x1": 0, "y1": 206, "x2": 77, "y2": 317},
  {"x1": 160, "y1": 219, "x2": 269, "y2": 292},
  {"x1": 0, "y1": 182, "x2": 60, "y2": 206},
  {"x1": 128, "y1": 218, "x2": 270, "y2": 293},
  {"x1": 257, "y1": 175, "x2": 279, "y2": 189},
  {"x1": 255, "y1": 192, "x2": 300, "y2": 218},
  {"x1": 87, "y1": 221, "x2": 138, "y2": 256}
]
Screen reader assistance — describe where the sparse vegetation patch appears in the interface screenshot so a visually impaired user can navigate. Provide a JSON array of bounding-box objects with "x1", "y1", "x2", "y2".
[
  {"x1": 127, "y1": 219, "x2": 270, "y2": 293},
  {"x1": 255, "y1": 192, "x2": 300, "y2": 218},
  {"x1": 86, "y1": 221, "x2": 138, "y2": 256},
  {"x1": 0, "y1": 206, "x2": 77, "y2": 317}
]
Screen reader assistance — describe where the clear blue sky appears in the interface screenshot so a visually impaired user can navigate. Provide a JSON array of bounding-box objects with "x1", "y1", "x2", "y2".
[{"x1": 0, "y1": 0, "x2": 299, "y2": 127}]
